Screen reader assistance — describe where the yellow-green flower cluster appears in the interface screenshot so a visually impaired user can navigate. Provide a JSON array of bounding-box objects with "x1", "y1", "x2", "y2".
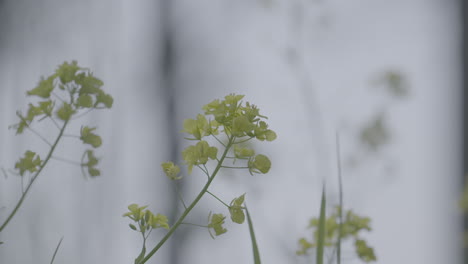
[
  {"x1": 162, "y1": 93, "x2": 276, "y2": 178},
  {"x1": 123, "y1": 204, "x2": 170, "y2": 233}
]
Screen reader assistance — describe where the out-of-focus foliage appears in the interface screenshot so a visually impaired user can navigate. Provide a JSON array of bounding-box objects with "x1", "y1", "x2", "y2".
[
  {"x1": 374, "y1": 70, "x2": 409, "y2": 98},
  {"x1": 1, "y1": 61, "x2": 112, "y2": 245},
  {"x1": 297, "y1": 206, "x2": 376, "y2": 263},
  {"x1": 11, "y1": 61, "x2": 112, "y2": 178},
  {"x1": 360, "y1": 112, "x2": 390, "y2": 152}
]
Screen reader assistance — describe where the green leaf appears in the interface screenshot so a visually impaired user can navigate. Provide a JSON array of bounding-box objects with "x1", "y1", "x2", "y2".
[
  {"x1": 229, "y1": 194, "x2": 246, "y2": 224},
  {"x1": 248, "y1": 154, "x2": 271, "y2": 174},
  {"x1": 182, "y1": 141, "x2": 218, "y2": 174},
  {"x1": 246, "y1": 206, "x2": 261, "y2": 264},
  {"x1": 264, "y1": 130, "x2": 277, "y2": 141},
  {"x1": 80, "y1": 126, "x2": 102, "y2": 148},
  {"x1": 296, "y1": 238, "x2": 313, "y2": 255},
  {"x1": 27, "y1": 75, "x2": 56, "y2": 98},
  {"x1": 355, "y1": 239, "x2": 377, "y2": 262},
  {"x1": 82, "y1": 150, "x2": 100, "y2": 177},
  {"x1": 55, "y1": 61, "x2": 80, "y2": 84},
  {"x1": 27, "y1": 104, "x2": 44, "y2": 120},
  {"x1": 234, "y1": 145, "x2": 255, "y2": 158},
  {"x1": 11, "y1": 100, "x2": 55, "y2": 134},
  {"x1": 38, "y1": 100, "x2": 54, "y2": 116},
  {"x1": 150, "y1": 213, "x2": 170, "y2": 229},
  {"x1": 208, "y1": 213, "x2": 227, "y2": 237},
  {"x1": 224, "y1": 94, "x2": 245, "y2": 105},
  {"x1": 129, "y1": 224, "x2": 137, "y2": 231},
  {"x1": 88, "y1": 167, "x2": 100, "y2": 177},
  {"x1": 12, "y1": 113, "x2": 28, "y2": 134},
  {"x1": 76, "y1": 94, "x2": 93, "y2": 108},
  {"x1": 231, "y1": 115, "x2": 255, "y2": 137},
  {"x1": 76, "y1": 72, "x2": 104, "y2": 95},
  {"x1": 56, "y1": 102, "x2": 75, "y2": 121},
  {"x1": 123, "y1": 204, "x2": 148, "y2": 221},
  {"x1": 12, "y1": 104, "x2": 43, "y2": 134},
  {"x1": 15, "y1": 150, "x2": 42, "y2": 176},
  {"x1": 253, "y1": 121, "x2": 276, "y2": 142},
  {"x1": 95, "y1": 92, "x2": 113, "y2": 108},
  {"x1": 182, "y1": 114, "x2": 213, "y2": 140},
  {"x1": 316, "y1": 187, "x2": 326, "y2": 264},
  {"x1": 84, "y1": 150, "x2": 98, "y2": 167},
  {"x1": 161, "y1": 162, "x2": 181, "y2": 180}
]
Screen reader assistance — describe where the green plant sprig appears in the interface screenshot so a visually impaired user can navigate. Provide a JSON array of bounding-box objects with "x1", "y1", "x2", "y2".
[
  {"x1": 0, "y1": 61, "x2": 113, "y2": 234},
  {"x1": 124, "y1": 94, "x2": 276, "y2": 264},
  {"x1": 297, "y1": 205, "x2": 377, "y2": 263},
  {"x1": 139, "y1": 135, "x2": 236, "y2": 263},
  {"x1": 0, "y1": 118, "x2": 70, "y2": 233}
]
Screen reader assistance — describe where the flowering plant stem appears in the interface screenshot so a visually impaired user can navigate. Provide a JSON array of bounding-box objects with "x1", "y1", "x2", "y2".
[
  {"x1": 0, "y1": 119, "x2": 69, "y2": 233},
  {"x1": 140, "y1": 136, "x2": 235, "y2": 263}
]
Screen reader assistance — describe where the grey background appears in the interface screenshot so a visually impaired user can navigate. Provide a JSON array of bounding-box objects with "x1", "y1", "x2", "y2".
[{"x1": 0, "y1": 0, "x2": 462, "y2": 263}]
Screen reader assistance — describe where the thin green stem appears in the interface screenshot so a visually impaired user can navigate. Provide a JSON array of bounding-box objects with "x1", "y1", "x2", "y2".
[
  {"x1": 225, "y1": 156, "x2": 248, "y2": 160},
  {"x1": 48, "y1": 116, "x2": 61, "y2": 130},
  {"x1": 52, "y1": 91, "x2": 66, "y2": 104},
  {"x1": 221, "y1": 166, "x2": 249, "y2": 169},
  {"x1": 140, "y1": 136, "x2": 235, "y2": 263},
  {"x1": 211, "y1": 134, "x2": 226, "y2": 147},
  {"x1": 51, "y1": 156, "x2": 82, "y2": 166},
  {"x1": 0, "y1": 119, "x2": 69, "y2": 233},
  {"x1": 72, "y1": 108, "x2": 95, "y2": 120},
  {"x1": 62, "y1": 134, "x2": 80, "y2": 139},
  {"x1": 206, "y1": 190, "x2": 230, "y2": 208},
  {"x1": 196, "y1": 164, "x2": 209, "y2": 177},
  {"x1": 233, "y1": 137, "x2": 252, "y2": 144},
  {"x1": 180, "y1": 222, "x2": 208, "y2": 228},
  {"x1": 202, "y1": 164, "x2": 210, "y2": 176},
  {"x1": 20, "y1": 175, "x2": 24, "y2": 193},
  {"x1": 14, "y1": 112, "x2": 52, "y2": 146},
  {"x1": 173, "y1": 184, "x2": 187, "y2": 210},
  {"x1": 145, "y1": 229, "x2": 153, "y2": 240},
  {"x1": 49, "y1": 236, "x2": 64, "y2": 264},
  {"x1": 25, "y1": 126, "x2": 52, "y2": 147},
  {"x1": 336, "y1": 132, "x2": 343, "y2": 264}
]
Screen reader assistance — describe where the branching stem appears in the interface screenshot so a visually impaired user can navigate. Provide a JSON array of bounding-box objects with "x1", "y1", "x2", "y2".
[
  {"x1": 26, "y1": 126, "x2": 52, "y2": 147},
  {"x1": 233, "y1": 137, "x2": 252, "y2": 144},
  {"x1": 0, "y1": 119, "x2": 69, "y2": 233},
  {"x1": 51, "y1": 156, "x2": 82, "y2": 166},
  {"x1": 140, "y1": 136, "x2": 235, "y2": 263},
  {"x1": 180, "y1": 222, "x2": 208, "y2": 228},
  {"x1": 221, "y1": 166, "x2": 248, "y2": 169},
  {"x1": 211, "y1": 134, "x2": 226, "y2": 147},
  {"x1": 206, "y1": 190, "x2": 230, "y2": 208},
  {"x1": 173, "y1": 184, "x2": 187, "y2": 210}
]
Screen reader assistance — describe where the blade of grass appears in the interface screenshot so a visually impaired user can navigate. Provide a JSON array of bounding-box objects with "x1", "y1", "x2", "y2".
[
  {"x1": 50, "y1": 236, "x2": 64, "y2": 264},
  {"x1": 245, "y1": 205, "x2": 261, "y2": 264},
  {"x1": 336, "y1": 132, "x2": 343, "y2": 264},
  {"x1": 317, "y1": 186, "x2": 326, "y2": 264}
]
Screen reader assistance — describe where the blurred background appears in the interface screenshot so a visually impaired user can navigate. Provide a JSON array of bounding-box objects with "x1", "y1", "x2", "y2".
[{"x1": 0, "y1": 0, "x2": 463, "y2": 263}]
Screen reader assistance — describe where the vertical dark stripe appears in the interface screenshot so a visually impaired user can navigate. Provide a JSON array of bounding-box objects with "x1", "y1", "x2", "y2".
[
  {"x1": 160, "y1": 0, "x2": 184, "y2": 263},
  {"x1": 463, "y1": 0, "x2": 468, "y2": 262}
]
